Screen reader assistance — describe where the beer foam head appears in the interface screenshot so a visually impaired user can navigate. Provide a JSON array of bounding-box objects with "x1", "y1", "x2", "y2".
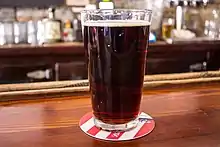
[{"x1": 84, "y1": 20, "x2": 150, "y2": 27}]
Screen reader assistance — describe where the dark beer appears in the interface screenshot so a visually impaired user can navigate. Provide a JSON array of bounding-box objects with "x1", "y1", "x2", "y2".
[
  {"x1": 85, "y1": 20, "x2": 150, "y2": 124},
  {"x1": 83, "y1": 25, "x2": 89, "y2": 69}
]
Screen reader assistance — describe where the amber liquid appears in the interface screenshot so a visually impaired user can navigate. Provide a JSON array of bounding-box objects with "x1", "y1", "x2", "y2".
[
  {"x1": 162, "y1": 24, "x2": 174, "y2": 39},
  {"x1": 84, "y1": 23, "x2": 149, "y2": 124}
]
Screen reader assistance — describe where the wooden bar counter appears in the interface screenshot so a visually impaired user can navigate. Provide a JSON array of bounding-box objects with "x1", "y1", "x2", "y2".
[{"x1": 0, "y1": 71, "x2": 220, "y2": 146}]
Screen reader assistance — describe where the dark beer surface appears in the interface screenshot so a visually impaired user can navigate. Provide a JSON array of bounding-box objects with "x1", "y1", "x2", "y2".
[{"x1": 85, "y1": 21, "x2": 150, "y2": 124}]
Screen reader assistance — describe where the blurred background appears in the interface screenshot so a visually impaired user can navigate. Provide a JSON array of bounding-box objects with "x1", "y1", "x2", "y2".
[{"x1": 0, "y1": 0, "x2": 220, "y2": 84}]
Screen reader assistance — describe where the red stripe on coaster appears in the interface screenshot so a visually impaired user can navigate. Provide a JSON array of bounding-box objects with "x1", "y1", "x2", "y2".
[
  {"x1": 134, "y1": 120, "x2": 154, "y2": 138},
  {"x1": 107, "y1": 132, "x2": 124, "y2": 140},
  {"x1": 87, "y1": 126, "x2": 100, "y2": 136},
  {"x1": 79, "y1": 112, "x2": 93, "y2": 126}
]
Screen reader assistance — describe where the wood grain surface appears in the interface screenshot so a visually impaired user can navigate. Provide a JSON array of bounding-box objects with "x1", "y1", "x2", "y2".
[{"x1": 0, "y1": 82, "x2": 220, "y2": 146}]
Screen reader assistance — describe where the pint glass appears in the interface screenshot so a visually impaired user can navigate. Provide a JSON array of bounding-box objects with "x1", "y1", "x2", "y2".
[{"x1": 82, "y1": 9, "x2": 152, "y2": 131}]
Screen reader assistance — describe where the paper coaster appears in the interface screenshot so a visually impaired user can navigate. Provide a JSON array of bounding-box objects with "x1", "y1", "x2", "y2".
[{"x1": 79, "y1": 112, "x2": 155, "y2": 141}]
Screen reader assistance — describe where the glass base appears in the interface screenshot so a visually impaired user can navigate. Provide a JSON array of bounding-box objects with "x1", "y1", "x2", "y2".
[{"x1": 94, "y1": 117, "x2": 139, "y2": 132}]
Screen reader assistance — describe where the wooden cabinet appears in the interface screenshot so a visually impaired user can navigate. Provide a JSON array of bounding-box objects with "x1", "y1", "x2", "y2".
[
  {"x1": 0, "y1": 41, "x2": 219, "y2": 84},
  {"x1": 0, "y1": 43, "x2": 86, "y2": 84},
  {"x1": 146, "y1": 43, "x2": 210, "y2": 74}
]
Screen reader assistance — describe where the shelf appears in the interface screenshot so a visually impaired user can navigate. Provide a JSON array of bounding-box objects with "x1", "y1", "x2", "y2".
[{"x1": 0, "y1": 40, "x2": 220, "y2": 57}]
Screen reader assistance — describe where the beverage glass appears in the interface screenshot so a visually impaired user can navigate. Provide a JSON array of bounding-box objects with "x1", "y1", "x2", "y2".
[
  {"x1": 82, "y1": 9, "x2": 152, "y2": 131},
  {"x1": 162, "y1": 18, "x2": 174, "y2": 41}
]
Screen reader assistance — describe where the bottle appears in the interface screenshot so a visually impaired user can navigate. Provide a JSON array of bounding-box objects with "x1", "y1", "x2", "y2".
[
  {"x1": 176, "y1": 0, "x2": 188, "y2": 30},
  {"x1": 162, "y1": 0, "x2": 175, "y2": 41},
  {"x1": 73, "y1": 12, "x2": 83, "y2": 42},
  {"x1": 43, "y1": 7, "x2": 62, "y2": 43},
  {"x1": 186, "y1": 0, "x2": 204, "y2": 37},
  {"x1": 63, "y1": 19, "x2": 75, "y2": 42}
]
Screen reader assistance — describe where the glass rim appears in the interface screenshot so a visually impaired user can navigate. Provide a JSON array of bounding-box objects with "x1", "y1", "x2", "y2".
[{"x1": 81, "y1": 9, "x2": 152, "y2": 14}]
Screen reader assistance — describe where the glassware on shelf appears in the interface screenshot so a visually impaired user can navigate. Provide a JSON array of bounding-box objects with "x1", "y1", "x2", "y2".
[
  {"x1": 162, "y1": 18, "x2": 175, "y2": 41},
  {"x1": 0, "y1": 22, "x2": 5, "y2": 45},
  {"x1": 14, "y1": 21, "x2": 28, "y2": 44},
  {"x1": 27, "y1": 20, "x2": 38, "y2": 45},
  {"x1": 2, "y1": 22, "x2": 14, "y2": 45},
  {"x1": 203, "y1": 9, "x2": 219, "y2": 39}
]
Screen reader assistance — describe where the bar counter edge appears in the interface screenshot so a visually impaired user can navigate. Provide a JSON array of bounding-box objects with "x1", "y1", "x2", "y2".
[{"x1": 0, "y1": 70, "x2": 220, "y2": 102}]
